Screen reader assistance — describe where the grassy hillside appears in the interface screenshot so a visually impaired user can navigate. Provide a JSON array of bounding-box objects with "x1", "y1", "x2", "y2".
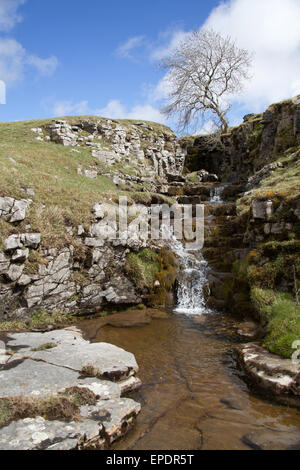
[{"x1": 0, "y1": 117, "x2": 174, "y2": 249}]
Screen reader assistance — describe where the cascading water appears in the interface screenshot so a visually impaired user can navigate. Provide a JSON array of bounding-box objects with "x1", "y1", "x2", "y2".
[
  {"x1": 167, "y1": 230, "x2": 211, "y2": 315},
  {"x1": 210, "y1": 185, "x2": 224, "y2": 203}
]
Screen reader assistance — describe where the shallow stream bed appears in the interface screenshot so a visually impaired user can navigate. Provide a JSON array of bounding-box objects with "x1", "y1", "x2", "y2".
[{"x1": 79, "y1": 311, "x2": 300, "y2": 450}]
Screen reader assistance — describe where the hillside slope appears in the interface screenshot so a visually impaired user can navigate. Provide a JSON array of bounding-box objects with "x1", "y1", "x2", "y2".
[{"x1": 0, "y1": 117, "x2": 182, "y2": 325}]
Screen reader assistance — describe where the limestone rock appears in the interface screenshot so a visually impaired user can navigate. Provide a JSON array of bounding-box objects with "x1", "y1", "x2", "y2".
[
  {"x1": 0, "y1": 327, "x2": 141, "y2": 450},
  {"x1": 5, "y1": 263, "x2": 24, "y2": 282},
  {"x1": 0, "y1": 197, "x2": 31, "y2": 223},
  {"x1": 3, "y1": 233, "x2": 41, "y2": 251},
  {"x1": 237, "y1": 343, "x2": 300, "y2": 403},
  {"x1": 7, "y1": 327, "x2": 139, "y2": 381}
]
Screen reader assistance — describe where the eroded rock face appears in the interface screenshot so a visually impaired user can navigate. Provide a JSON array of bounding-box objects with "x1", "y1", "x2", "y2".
[
  {"x1": 0, "y1": 327, "x2": 141, "y2": 450},
  {"x1": 0, "y1": 198, "x2": 151, "y2": 319},
  {"x1": 237, "y1": 343, "x2": 300, "y2": 406},
  {"x1": 42, "y1": 119, "x2": 185, "y2": 190},
  {"x1": 181, "y1": 96, "x2": 300, "y2": 183}
]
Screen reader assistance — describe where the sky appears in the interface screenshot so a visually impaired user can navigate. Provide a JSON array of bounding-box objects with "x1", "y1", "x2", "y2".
[{"x1": 0, "y1": 0, "x2": 300, "y2": 134}]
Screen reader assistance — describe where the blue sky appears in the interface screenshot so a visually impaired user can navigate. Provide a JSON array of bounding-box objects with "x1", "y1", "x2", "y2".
[{"x1": 0, "y1": 0, "x2": 300, "y2": 134}]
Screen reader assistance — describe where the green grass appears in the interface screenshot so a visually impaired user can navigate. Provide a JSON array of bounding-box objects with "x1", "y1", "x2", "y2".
[
  {"x1": 251, "y1": 288, "x2": 300, "y2": 358},
  {"x1": 30, "y1": 342, "x2": 57, "y2": 352},
  {"x1": 0, "y1": 386, "x2": 97, "y2": 429},
  {"x1": 0, "y1": 117, "x2": 176, "y2": 252},
  {"x1": 0, "y1": 310, "x2": 73, "y2": 331},
  {"x1": 125, "y1": 248, "x2": 159, "y2": 289},
  {"x1": 237, "y1": 146, "x2": 300, "y2": 210},
  {"x1": 0, "y1": 119, "x2": 118, "y2": 248}
]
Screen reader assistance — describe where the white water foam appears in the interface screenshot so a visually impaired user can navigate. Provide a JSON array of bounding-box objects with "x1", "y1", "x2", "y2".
[
  {"x1": 210, "y1": 185, "x2": 224, "y2": 203},
  {"x1": 166, "y1": 227, "x2": 211, "y2": 316}
]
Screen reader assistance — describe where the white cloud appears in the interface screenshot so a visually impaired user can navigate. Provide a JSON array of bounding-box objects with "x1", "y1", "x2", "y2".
[
  {"x1": 26, "y1": 55, "x2": 59, "y2": 76},
  {"x1": 149, "y1": 0, "x2": 300, "y2": 130},
  {"x1": 0, "y1": 80, "x2": 6, "y2": 104},
  {"x1": 203, "y1": 0, "x2": 300, "y2": 111},
  {"x1": 126, "y1": 104, "x2": 165, "y2": 122},
  {"x1": 150, "y1": 30, "x2": 189, "y2": 62},
  {"x1": 0, "y1": 1, "x2": 58, "y2": 85},
  {"x1": 97, "y1": 99, "x2": 127, "y2": 118},
  {"x1": 49, "y1": 98, "x2": 166, "y2": 123},
  {"x1": 0, "y1": 38, "x2": 26, "y2": 84},
  {"x1": 0, "y1": 0, "x2": 25, "y2": 32},
  {"x1": 52, "y1": 100, "x2": 89, "y2": 116},
  {"x1": 116, "y1": 36, "x2": 146, "y2": 59}
]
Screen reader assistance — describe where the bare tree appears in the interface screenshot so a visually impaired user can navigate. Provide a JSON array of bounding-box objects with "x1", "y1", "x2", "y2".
[{"x1": 160, "y1": 29, "x2": 253, "y2": 133}]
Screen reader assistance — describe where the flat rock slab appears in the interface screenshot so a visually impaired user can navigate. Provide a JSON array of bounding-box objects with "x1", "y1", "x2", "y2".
[
  {"x1": 5, "y1": 326, "x2": 138, "y2": 381},
  {"x1": 237, "y1": 343, "x2": 300, "y2": 405},
  {"x1": 0, "y1": 359, "x2": 121, "y2": 399},
  {"x1": 0, "y1": 396, "x2": 141, "y2": 450},
  {"x1": 80, "y1": 397, "x2": 141, "y2": 445},
  {"x1": 0, "y1": 327, "x2": 141, "y2": 450},
  {"x1": 242, "y1": 429, "x2": 300, "y2": 450}
]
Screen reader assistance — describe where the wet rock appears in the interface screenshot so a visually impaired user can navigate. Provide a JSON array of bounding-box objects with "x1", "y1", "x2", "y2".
[
  {"x1": 236, "y1": 321, "x2": 262, "y2": 340},
  {"x1": 242, "y1": 429, "x2": 300, "y2": 450},
  {"x1": 237, "y1": 343, "x2": 300, "y2": 403},
  {"x1": 220, "y1": 396, "x2": 244, "y2": 410}
]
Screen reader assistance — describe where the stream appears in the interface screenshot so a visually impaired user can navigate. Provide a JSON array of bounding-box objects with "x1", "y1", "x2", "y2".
[{"x1": 79, "y1": 229, "x2": 300, "y2": 450}]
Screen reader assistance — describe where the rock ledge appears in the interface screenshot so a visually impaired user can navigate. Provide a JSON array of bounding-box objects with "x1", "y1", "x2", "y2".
[
  {"x1": 237, "y1": 343, "x2": 300, "y2": 406},
  {"x1": 0, "y1": 327, "x2": 141, "y2": 450}
]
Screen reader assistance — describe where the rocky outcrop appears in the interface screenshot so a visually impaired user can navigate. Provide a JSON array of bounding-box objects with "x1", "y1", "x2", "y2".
[
  {"x1": 181, "y1": 96, "x2": 300, "y2": 183},
  {"x1": 0, "y1": 194, "x2": 174, "y2": 320},
  {"x1": 0, "y1": 327, "x2": 141, "y2": 450},
  {"x1": 40, "y1": 118, "x2": 185, "y2": 191}
]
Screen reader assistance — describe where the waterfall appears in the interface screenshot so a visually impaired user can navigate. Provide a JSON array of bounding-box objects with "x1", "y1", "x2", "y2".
[
  {"x1": 166, "y1": 229, "x2": 211, "y2": 316},
  {"x1": 210, "y1": 185, "x2": 224, "y2": 203}
]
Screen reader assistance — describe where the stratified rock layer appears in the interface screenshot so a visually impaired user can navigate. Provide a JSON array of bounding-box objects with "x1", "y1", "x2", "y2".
[
  {"x1": 0, "y1": 327, "x2": 141, "y2": 450},
  {"x1": 237, "y1": 343, "x2": 300, "y2": 406}
]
